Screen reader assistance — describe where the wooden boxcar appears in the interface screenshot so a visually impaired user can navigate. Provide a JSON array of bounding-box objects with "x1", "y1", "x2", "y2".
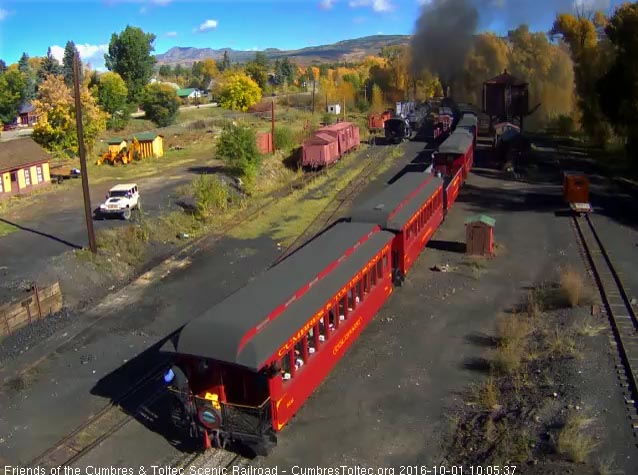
[
  {"x1": 432, "y1": 130, "x2": 474, "y2": 181},
  {"x1": 563, "y1": 171, "x2": 590, "y2": 213},
  {"x1": 162, "y1": 222, "x2": 394, "y2": 454},
  {"x1": 350, "y1": 174, "x2": 444, "y2": 283},
  {"x1": 301, "y1": 133, "x2": 340, "y2": 168},
  {"x1": 320, "y1": 122, "x2": 359, "y2": 157}
]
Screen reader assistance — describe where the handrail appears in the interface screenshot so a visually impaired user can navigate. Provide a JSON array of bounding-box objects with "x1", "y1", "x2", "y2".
[{"x1": 166, "y1": 388, "x2": 271, "y2": 410}]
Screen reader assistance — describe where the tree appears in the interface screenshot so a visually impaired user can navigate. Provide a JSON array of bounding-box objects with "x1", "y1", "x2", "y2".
[
  {"x1": 0, "y1": 70, "x2": 26, "y2": 124},
  {"x1": 597, "y1": 2, "x2": 638, "y2": 155},
  {"x1": 158, "y1": 64, "x2": 172, "y2": 77},
  {"x1": 220, "y1": 50, "x2": 231, "y2": 72},
  {"x1": 215, "y1": 123, "x2": 261, "y2": 183},
  {"x1": 38, "y1": 47, "x2": 62, "y2": 84},
  {"x1": 216, "y1": 72, "x2": 262, "y2": 111},
  {"x1": 104, "y1": 26, "x2": 157, "y2": 103},
  {"x1": 32, "y1": 75, "x2": 107, "y2": 155},
  {"x1": 245, "y1": 52, "x2": 268, "y2": 90},
  {"x1": 62, "y1": 41, "x2": 82, "y2": 87},
  {"x1": 18, "y1": 53, "x2": 36, "y2": 100},
  {"x1": 462, "y1": 33, "x2": 509, "y2": 104},
  {"x1": 95, "y1": 72, "x2": 130, "y2": 130},
  {"x1": 370, "y1": 84, "x2": 384, "y2": 112},
  {"x1": 552, "y1": 11, "x2": 612, "y2": 145},
  {"x1": 140, "y1": 82, "x2": 180, "y2": 127}
]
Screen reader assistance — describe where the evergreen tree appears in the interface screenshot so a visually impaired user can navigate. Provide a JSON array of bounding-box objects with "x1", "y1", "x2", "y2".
[
  {"x1": 37, "y1": 47, "x2": 62, "y2": 84},
  {"x1": 220, "y1": 50, "x2": 230, "y2": 72},
  {"x1": 63, "y1": 41, "x2": 82, "y2": 87},
  {"x1": 18, "y1": 53, "x2": 36, "y2": 100}
]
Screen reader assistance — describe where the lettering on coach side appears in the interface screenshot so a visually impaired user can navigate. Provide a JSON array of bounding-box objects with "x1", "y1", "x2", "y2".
[
  {"x1": 332, "y1": 316, "x2": 363, "y2": 356},
  {"x1": 277, "y1": 311, "x2": 324, "y2": 357}
]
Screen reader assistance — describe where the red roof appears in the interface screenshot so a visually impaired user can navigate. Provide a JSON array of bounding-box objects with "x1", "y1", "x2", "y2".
[{"x1": 484, "y1": 70, "x2": 527, "y2": 87}]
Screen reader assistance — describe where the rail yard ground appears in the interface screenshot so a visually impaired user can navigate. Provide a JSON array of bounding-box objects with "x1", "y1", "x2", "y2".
[{"x1": 1, "y1": 132, "x2": 637, "y2": 474}]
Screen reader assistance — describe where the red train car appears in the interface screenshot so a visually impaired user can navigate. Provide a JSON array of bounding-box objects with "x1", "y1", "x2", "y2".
[
  {"x1": 457, "y1": 114, "x2": 478, "y2": 147},
  {"x1": 162, "y1": 222, "x2": 394, "y2": 455},
  {"x1": 432, "y1": 130, "x2": 474, "y2": 181},
  {"x1": 368, "y1": 110, "x2": 392, "y2": 131},
  {"x1": 321, "y1": 122, "x2": 359, "y2": 157},
  {"x1": 301, "y1": 133, "x2": 340, "y2": 168},
  {"x1": 443, "y1": 167, "x2": 463, "y2": 211},
  {"x1": 350, "y1": 173, "x2": 444, "y2": 283}
]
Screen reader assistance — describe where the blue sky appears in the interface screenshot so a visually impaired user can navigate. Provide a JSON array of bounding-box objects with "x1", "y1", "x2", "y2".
[{"x1": 0, "y1": 0, "x2": 625, "y2": 70}]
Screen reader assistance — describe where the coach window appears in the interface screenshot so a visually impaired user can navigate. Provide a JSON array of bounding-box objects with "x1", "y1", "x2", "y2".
[
  {"x1": 371, "y1": 264, "x2": 378, "y2": 287},
  {"x1": 384, "y1": 252, "x2": 389, "y2": 271},
  {"x1": 363, "y1": 271, "x2": 370, "y2": 294},
  {"x1": 281, "y1": 351, "x2": 292, "y2": 381},
  {"x1": 377, "y1": 259, "x2": 383, "y2": 280},
  {"x1": 322, "y1": 309, "x2": 331, "y2": 339},
  {"x1": 338, "y1": 296, "x2": 346, "y2": 324},
  {"x1": 355, "y1": 279, "x2": 363, "y2": 304},
  {"x1": 294, "y1": 340, "x2": 306, "y2": 369},
  {"x1": 307, "y1": 329, "x2": 316, "y2": 356}
]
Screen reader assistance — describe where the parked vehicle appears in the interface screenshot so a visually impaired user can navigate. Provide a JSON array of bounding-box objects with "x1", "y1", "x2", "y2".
[{"x1": 96, "y1": 183, "x2": 140, "y2": 220}]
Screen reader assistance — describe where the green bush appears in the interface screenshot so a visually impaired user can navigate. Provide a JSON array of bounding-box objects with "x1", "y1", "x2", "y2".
[
  {"x1": 140, "y1": 83, "x2": 180, "y2": 127},
  {"x1": 321, "y1": 113, "x2": 334, "y2": 125},
  {"x1": 274, "y1": 126, "x2": 297, "y2": 152},
  {"x1": 216, "y1": 123, "x2": 262, "y2": 178},
  {"x1": 192, "y1": 174, "x2": 229, "y2": 217}
]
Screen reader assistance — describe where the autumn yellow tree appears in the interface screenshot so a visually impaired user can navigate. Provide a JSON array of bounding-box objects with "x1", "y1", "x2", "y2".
[
  {"x1": 215, "y1": 72, "x2": 262, "y2": 111},
  {"x1": 462, "y1": 33, "x2": 509, "y2": 104},
  {"x1": 551, "y1": 11, "x2": 612, "y2": 144},
  {"x1": 370, "y1": 84, "x2": 384, "y2": 113},
  {"x1": 32, "y1": 75, "x2": 107, "y2": 155}
]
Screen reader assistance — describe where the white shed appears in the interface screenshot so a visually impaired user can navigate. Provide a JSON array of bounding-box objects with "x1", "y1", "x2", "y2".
[{"x1": 327, "y1": 104, "x2": 341, "y2": 115}]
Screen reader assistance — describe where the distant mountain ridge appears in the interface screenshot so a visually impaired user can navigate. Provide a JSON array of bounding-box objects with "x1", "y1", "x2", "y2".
[{"x1": 155, "y1": 35, "x2": 411, "y2": 66}]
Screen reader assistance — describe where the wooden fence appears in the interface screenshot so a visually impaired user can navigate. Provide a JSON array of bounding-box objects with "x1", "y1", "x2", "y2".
[{"x1": 0, "y1": 282, "x2": 63, "y2": 336}]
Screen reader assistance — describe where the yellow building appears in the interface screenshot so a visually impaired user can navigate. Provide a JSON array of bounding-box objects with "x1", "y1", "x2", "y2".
[
  {"x1": 131, "y1": 133, "x2": 164, "y2": 159},
  {"x1": 0, "y1": 138, "x2": 51, "y2": 199},
  {"x1": 106, "y1": 138, "x2": 128, "y2": 155}
]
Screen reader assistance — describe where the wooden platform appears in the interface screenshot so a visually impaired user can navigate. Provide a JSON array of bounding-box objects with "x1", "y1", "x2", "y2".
[{"x1": 0, "y1": 282, "x2": 63, "y2": 336}]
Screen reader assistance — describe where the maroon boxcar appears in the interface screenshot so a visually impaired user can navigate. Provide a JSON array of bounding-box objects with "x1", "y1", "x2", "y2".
[
  {"x1": 302, "y1": 133, "x2": 340, "y2": 168},
  {"x1": 162, "y1": 222, "x2": 394, "y2": 454},
  {"x1": 350, "y1": 173, "x2": 445, "y2": 282},
  {"x1": 320, "y1": 122, "x2": 359, "y2": 157}
]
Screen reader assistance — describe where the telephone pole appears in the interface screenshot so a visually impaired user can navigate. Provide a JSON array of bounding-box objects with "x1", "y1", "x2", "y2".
[
  {"x1": 271, "y1": 100, "x2": 276, "y2": 154},
  {"x1": 73, "y1": 52, "x2": 97, "y2": 254}
]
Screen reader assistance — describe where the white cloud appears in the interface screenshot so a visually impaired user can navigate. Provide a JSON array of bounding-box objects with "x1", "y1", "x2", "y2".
[
  {"x1": 150, "y1": 0, "x2": 172, "y2": 4},
  {"x1": 319, "y1": 0, "x2": 336, "y2": 9},
  {"x1": 349, "y1": 0, "x2": 394, "y2": 13},
  {"x1": 196, "y1": 19, "x2": 218, "y2": 32},
  {"x1": 0, "y1": 8, "x2": 9, "y2": 20},
  {"x1": 49, "y1": 43, "x2": 109, "y2": 70},
  {"x1": 165, "y1": 31, "x2": 178, "y2": 37}
]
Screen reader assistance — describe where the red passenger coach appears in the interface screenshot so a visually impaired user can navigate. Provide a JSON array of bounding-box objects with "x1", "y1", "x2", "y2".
[
  {"x1": 301, "y1": 133, "x2": 340, "y2": 168},
  {"x1": 162, "y1": 222, "x2": 394, "y2": 455},
  {"x1": 350, "y1": 173, "x2": 445, "y2": 283},
  {"x1": 433, "y1": 130, "x2": 474, "y2": 181}
]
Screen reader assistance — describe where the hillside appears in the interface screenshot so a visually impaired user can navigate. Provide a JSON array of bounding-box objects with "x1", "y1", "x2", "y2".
[{"x1": 155, "y1": 35, "x2": 411, "y2": 66}]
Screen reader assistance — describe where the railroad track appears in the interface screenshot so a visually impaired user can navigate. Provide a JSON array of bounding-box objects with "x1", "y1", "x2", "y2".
[
  {"x1": 273, "y1": 143, "x2": 403, "y2": 266},
  {"x1": 29, "y1": 362, "x2": 169, "y2": 468},
  {"x1": 572, "y1": 213, "x2": 638, "y2": 440},
  {"x1": 25, "y1": 145, "x2": 381, "y2": 468}
]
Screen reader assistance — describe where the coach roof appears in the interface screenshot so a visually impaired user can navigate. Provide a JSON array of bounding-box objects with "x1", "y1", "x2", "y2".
[
  {"x1": 438, "y1": 130, "x2": 474, "y2": 155},
  {"x1": 350, "y1": 173, "x2": 444, "y2": 231},
  {"x1": 165, "y1": 222, "x2": 392, "y2": 370}
]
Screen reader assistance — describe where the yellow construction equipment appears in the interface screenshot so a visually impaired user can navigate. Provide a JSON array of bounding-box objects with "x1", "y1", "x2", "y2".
[{"x1": 96, "y1": 138, "x2": 142, "y2": 166}]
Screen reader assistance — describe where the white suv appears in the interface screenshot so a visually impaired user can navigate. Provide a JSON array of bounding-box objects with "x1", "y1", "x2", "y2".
[{"x1": 97, "y1": 183, "x2": 140, "y2": 220}]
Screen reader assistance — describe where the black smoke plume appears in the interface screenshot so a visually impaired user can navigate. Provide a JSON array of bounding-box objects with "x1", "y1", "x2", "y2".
[{"x1": 410, "y1": 0, "x2": 480, "y2": 98}]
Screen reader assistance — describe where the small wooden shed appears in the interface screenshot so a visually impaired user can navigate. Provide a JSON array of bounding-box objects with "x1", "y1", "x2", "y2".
[
  {"x1": 465, "y1": 215, "x2": 495, "y2": 256},
  {"x1": 106, "y1": 138, "x2": 127, "y2": 155},
  {"x1": 132, "y1": 133, "x2": 164, "y2": 158}
]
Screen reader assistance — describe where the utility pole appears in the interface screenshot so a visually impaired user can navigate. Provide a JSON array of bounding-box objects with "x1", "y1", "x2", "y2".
[
  {"x1": 312, "y1": 80, "x2": 316, "y2": 115},
  {"x1": 271, "y1": 100, "x2": 276, "y2": 154},
  {"x1": 343, "y1": 97, "x2": 346, "y2": 121},
  {"x1": 73, "y1": 52, "x2": 97, "y2": 254}
]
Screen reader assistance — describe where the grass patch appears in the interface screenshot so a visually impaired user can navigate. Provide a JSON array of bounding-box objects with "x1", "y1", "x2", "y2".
[
  {"x1": 227, "y1": 143, "x2": 398, "y2": 246},
  {"x1": 560, "y1": 269, "x2": 585, "y2": 307},
  {"x1": 95, "y1": 224, "x2": 150, "y2": 267},
  {"x1": 556, "y1": 412, "x2": 598, "y2": 463},
  {"x1": 0, "y1": 220, "x2": 18, "y2": 236},
  {"x1": 577, "y1": 315, "x2": 608, "y2": 337},
  {"x1": 492, "y1": 313, "x2": 531, "y2": 374}
]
